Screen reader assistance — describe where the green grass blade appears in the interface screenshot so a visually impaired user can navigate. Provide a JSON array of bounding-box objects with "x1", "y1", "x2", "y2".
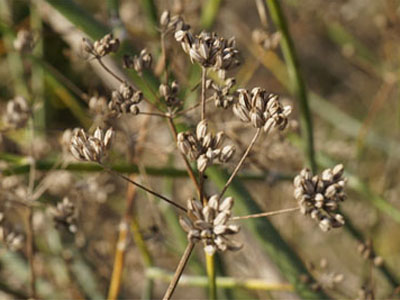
[
  {"x1": 266, "y1": 0, "x2": 317, "y2": 173},
  {"x1": 201, "y1": 0, "x2": 222, "y2": 30},
  {"x1": 44, "y1": 0, "x2": 108, "y2": 39}
]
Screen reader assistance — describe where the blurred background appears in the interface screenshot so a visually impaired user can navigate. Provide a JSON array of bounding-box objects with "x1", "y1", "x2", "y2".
[{"x1": 0, "y1": 0, "x2": 400, "y2": 299}]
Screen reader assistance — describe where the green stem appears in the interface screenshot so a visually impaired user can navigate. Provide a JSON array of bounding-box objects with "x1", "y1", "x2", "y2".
[
  {"x1": 1, "y1": 156, "x2": 293, "y2": 181},
  {"x1": 201, "y1": 0, "x2": 222, "y2": 30},
  {"x1": 265, "y1": 0, "x2": 317, "y2": 173},
  {"x1": 206, "y1": 252, "x2": 217, "y2": 300},
  {"x1": 147, "y1": 267, "x2": 293, "y2": 291}
]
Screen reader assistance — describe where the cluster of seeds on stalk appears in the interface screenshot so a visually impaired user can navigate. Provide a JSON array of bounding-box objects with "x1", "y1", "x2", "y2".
[
  {"x1": 177, "y1": 120, "x2": 235, "y2": 172},
  {"x1": 109, "y1": 82, "x2": 143, "y2": 117},
  {"x1": 179, "y1": 195, "x2": 241, "y2": 255},
  {"x1": 69, "y1": 127, "x2": 114, "y2": 162},
  {"x1": 159, "y1": 10, "x2": 190, "y2": 34},
  {"x1": 123, "y1": 48, "x2": 152, "y2": 75},
  {"x1": 293, "y1": 164, "x2": 347, "y2": 232},
  {"x1": 159, "y1": 81, "x2": 181, "y2": 108},
  {"x1": 13, "y1": 29, "x2": 34, "y2": 53},
  {"x1": 252, "y1": 29, "x2": 281, "y2": 51},
  {"x1": 0, "y1": 212, "x2": 24, "y2": 252},
  {"x1": 51, "y1": 197, "x2": 77, "y2": 234},
  {"x1": 233, "y1": 88, "x2": 292, "y2": 132},
  {"x1": 88, "y1": 95, "x2": 110, "y2": 118},
  {"x1": 82, "y1": 33, "x2": 120, "y2": 58},
  {"x1": 357, "y1": 241, "x2": 384, "y2": 267},
  {"x1": 174, "y1": 29, "x2": 240, "y2": 76},
  {"x1": 3, "y1": 96, "x2": 31, "y2": 129},
  {"x1": 206, "y1": 77, "x2": 236, "y2": 109}
]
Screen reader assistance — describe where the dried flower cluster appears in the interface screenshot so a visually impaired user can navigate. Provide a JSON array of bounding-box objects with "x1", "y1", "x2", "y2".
[
  {"x1": 83, "y1": 33, "x2": 120, "y2": 58},
  {"x1": 0, "y1": 213, "x2": 24, "y2": 252},
  {"x1": 207, "y1": 78, "x2": 236, "y2": 109},
  {"x1": 13, "y1": 29, "x2": 34, "y2": 52},
  {"x1": 51, "y1": 197, "x2": 77, "y2": 233},
  {"x1": 123, "y1": 49, "x2": 152, "y2": 75},
  {"x1": 177, "y1": 120, "x2": 235, "y2": 172},
  {"x1": 159, "y1": 80, "x2": 180, "y2": 108},
  {"x1": 294, "y1": 164, "x2": 347, "y2": 232},
  {"x1": 88, "y1": 95, "x2": 110, "y2": 117},
  {"x1": 357, "y1": 241, "x2": 384, "y2": 267},
  {"x1": 179, "y1": 195, "x2": 241, "y2": 255},
  {"x1": 109, "y1": 82, "x2": 143, "y2": 117},
  {"x1": 69, "y1": 127, "x2": 114, "y2": 162},
  {"x1": 160, "y1": 10, "x2": 190, "y2": 34},
  {"x1": 174, "y1": 29, "x2": 240, "y2": 74},
  {"x1": 3, "y1": 96, "x2": 31, "y2": 129},
  {"x1": 233, "y1": 88, "x2": 292, "y2": 131},
  {"x1": 252, "y1": 29, "x2": 281, "y2": 51}
]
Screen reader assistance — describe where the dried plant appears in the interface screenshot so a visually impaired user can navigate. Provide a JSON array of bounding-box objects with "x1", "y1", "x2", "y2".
[
  {"x1": 4, "y1": 1, "x2": 394, "y2": 300},
  {"x1": 294, "y1": 164, "x2": 347, "y2": 231},
  {"x1": 179, "y1": 195, "x2": 241, "y2": 255}
]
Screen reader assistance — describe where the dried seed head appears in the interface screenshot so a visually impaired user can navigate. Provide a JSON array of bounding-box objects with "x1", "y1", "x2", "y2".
[
  {"x1": 159, "y1": 80, "x2": 181, "y2": 108},
  {"x1": 51, "y1": 197, "x2": 77, "y2": 233},
  {"x1": 357, "y1": 240, "x2": 384, "y2": 266},
  {"x1": 83, "y1": 33, "x2": 119, "y2": 58},
  {"x1": 208, "y1": 78, "x2": 236, "y2": 109},
  {"x1": 109, "y1": 82, "x2": 143, "y2": 117},
  {"x1": 252, "y1": 29, "x2": 281, "y2": 51},
  {"x1": 177, "y1": 120, "x2": 235, "y2": 172},
  {"x1": 160, "y1": 10, "x2": 190, "y2": 34},
  {"x1": 233, "y1": 88, "x2": 291, "y2": 131},
  {"x1": 69, "y1": 127, "x2": 114, "y2": 162},
  {"x1": 294, "y1": 164, "x2": 347, "y2": 232},
  {"x1": 180, "y1": 195, "x2": 241, "y2": 255},
  {"x1": 123, "y1": 48, "x2": 152, "y2": 75},
  {"x1": 3, "y1": 96, "x2": 31, "y2": 129},
  {"x1": 176, "y1": 30, "x2": 240, "y2": 71},
  {"x1": 88, "y1": 95, "x2": 110, "y2": 120},
  {"x1": 13, "y1": 29, "x2": 34, "y2": 52}
]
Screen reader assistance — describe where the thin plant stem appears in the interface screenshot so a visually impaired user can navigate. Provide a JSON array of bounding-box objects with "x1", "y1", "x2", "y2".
[
  {"x1": 161, "y1": 32, "x2": 169, "y2": 84},
  {"x1": 265, "y1": 0, "x2": 317, "y2": 173},
  {"x1": 206, "y1": 252, "x2": 217, "y2": 300},
  {"x1": 219, "y1": 128, "x2": 261, "y2": 198},
  {"x1": 167, "y1": 117, "x2": 201, "y2": 192},
  {"x1": 107, "y1": 220, "x2": 129, "y2": 300},
  {"x1": 100, "y1": 164, "x2": 186, "y2": 212},
  {"x1": 163, "y1": 242, "x2": 195, "y2": 300},
  {"x1": 173, "y1": 97, "x2": 214, "y2": 117},
  {"x1": 231, "y1": 207, "x2": 300, "y2": 221},
  {"x1": 139, "y1": 111, "x2": 169, "y2": 118},
  {"x1": 96, "y1": 57, "x2": 125, "y2": 83},
  {"x1": 26, "y1": 208, "x2": 36, "y2": 299},
  {"x1": 147, "y1": 267, "x2": 293, "y2": 291},
  {"x1": 201, "y1": 67, "x2": 207, "y2": 120}
]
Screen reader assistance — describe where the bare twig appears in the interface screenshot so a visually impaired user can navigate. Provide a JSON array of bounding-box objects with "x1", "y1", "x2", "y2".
[
  {"x1": 96, "y1": 57, "x2": 125, "y2": 83},
  {"x1": 173, "y1": 97, "x2": 214, "y2": 117},
  {"x1": 163, "y1": 242, "x2": 195, "y2": 300},
  {"x1": 219, "y1": 128, "x2": 262, "y2": 198},
  {"x1": 231, "y1": 207, "x2": 300, "y2": 221},
  {"x1": 201, "y1": 67, "x2": 207, "y2": 121},
  {"x1": 100, "y1": 164, "x2": 186, "y2": 212}
]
